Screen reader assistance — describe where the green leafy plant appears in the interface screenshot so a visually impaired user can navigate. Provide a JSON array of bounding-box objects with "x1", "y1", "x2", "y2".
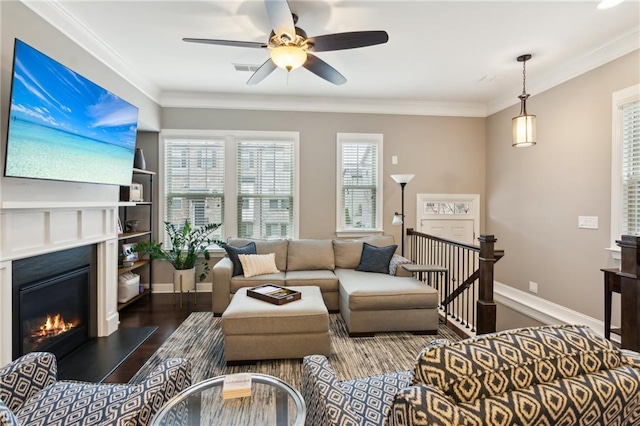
[{"x1": 132, "y1": 220, "x2": 223, "y2": 282}]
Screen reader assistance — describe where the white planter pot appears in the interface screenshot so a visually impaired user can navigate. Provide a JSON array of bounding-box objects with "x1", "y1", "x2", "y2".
[{"x1": 173, "y1": 268, "x2": 196, "y2": 292}]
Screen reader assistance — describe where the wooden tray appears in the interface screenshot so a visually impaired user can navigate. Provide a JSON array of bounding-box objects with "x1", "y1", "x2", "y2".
[{"x1": 247, "y1": 284, "x2": 301, "y2": 305}]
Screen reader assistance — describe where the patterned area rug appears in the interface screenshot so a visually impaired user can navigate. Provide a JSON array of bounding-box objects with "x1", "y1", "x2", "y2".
[{"x1": 130, "y1": 312, "x2": 460, "y2": 389}]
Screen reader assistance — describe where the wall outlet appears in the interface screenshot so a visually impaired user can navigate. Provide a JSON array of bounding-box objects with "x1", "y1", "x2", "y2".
[
  {"x1": 578, "y1": 216, "x2": 598, "y2": 229},
  {"x1": 529, "y1": 281, "x2": 538, "y2": 294}
]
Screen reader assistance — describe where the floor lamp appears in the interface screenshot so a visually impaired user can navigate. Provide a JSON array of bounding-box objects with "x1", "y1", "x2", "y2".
[{"x1": 391, "y1": 174, "x2": 415, "y2": 256}]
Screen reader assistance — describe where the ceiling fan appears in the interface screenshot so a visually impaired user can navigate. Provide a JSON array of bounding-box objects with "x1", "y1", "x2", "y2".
[{"x1": 183, "y1": 0, "x2": 389, "y2": 85}]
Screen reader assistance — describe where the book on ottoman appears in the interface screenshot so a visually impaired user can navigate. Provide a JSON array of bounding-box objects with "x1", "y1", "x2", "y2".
[{"x1": 247, "y1": 284, "x2": 301, "y2": 305}]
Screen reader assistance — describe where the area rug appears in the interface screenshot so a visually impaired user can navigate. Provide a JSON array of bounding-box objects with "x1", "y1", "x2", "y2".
[{"x1": 130, "y1": 312, "x2": 459, "y2": 389}]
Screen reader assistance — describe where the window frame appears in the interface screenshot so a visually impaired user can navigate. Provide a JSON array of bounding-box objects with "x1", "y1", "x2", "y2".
[
  {"x1": 234, "y1": 136, "x2": 300, "y2": 239},
  {"x1": 335, "y1": 132, "x2": 384, "y2": 237},
  {"x1": 610, "y1": 83, "x2": 640, "y2": 259},
  {"x1": 160, "y1": 130, "x2": 299, "y2": 250}
]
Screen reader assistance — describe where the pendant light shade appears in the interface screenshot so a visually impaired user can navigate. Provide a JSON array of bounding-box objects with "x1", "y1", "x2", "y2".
[
  {"x1": 512, "y1": 54, "x2": 537, "y2": 147},
  {"x1": 512, "y1": 111, "x2": 537, "y2": 147}
]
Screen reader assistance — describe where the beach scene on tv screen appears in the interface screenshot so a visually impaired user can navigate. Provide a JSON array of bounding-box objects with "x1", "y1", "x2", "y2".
[{"x1": 5, "y1": 39, "x2": 138, "y2": 186}]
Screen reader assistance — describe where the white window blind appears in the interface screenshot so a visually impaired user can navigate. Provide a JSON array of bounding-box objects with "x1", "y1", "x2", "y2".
[
  {"x1": 164, "y1": 138, "x2": 225, "y2": 242},
  {"x1": 237, "y1": 140, "x2": 295, "y2": 239},
  {"x1": 337, "y1": 133, "x2": 383, "y2": 233},
  {"x1": 622, "y1": 99, "x2": 640, "y2": 235}
]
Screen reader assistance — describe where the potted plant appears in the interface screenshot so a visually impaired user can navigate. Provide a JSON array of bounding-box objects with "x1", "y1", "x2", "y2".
[{"x1": 132, "y1": 220, "x2": 223, "y2": 294}]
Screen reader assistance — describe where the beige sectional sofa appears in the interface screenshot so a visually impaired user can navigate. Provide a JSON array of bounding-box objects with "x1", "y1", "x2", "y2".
[{"x1": 212, "y1": 236, "x2": 440, "y2": 335}]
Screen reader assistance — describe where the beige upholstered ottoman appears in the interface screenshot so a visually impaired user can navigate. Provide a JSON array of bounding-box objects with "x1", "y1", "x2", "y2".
[{"x1": 221, "y1": 286, "x2": 330, "y2": 365}]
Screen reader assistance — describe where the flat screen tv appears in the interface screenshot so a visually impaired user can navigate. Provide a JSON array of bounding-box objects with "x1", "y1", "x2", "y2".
[{"x1": 4, "y1": 39, "x2": 139, "y2": 186}]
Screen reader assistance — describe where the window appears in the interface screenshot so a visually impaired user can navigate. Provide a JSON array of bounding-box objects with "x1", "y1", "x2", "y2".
[
  {"x1": 164, "y1": 138, "x2": 225, "y2": 242},
  {"x1": 611, "y1": 84, "x2": 640, "y2": 254},
  {"x1": 162, "y1": 131, "x2": 299, "y2": 245},
  {"x1": 336, "y1": 133, "x2": 383, "y2": 235},
  {"x1": 237, "y1": 140, "x2": 295, "y2": 239}
]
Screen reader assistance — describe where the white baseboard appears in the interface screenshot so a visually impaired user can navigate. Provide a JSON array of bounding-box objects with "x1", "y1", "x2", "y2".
[
  {"x1": 494, "y1": 281, "x2": 620, "y2": 343},
  {"x1": 150, "y1": 282, "x2": 213, "y2": 294}
]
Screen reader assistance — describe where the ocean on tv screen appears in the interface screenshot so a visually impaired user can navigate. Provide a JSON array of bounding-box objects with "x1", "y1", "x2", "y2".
[{"x1": 5, "y1": 39, "x2": 138, "y2": 186}]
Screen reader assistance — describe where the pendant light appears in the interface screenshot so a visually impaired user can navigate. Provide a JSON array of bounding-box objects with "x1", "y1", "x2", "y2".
[{"x1": 512, "y1": 54, "x2": 536, "y2": 147}]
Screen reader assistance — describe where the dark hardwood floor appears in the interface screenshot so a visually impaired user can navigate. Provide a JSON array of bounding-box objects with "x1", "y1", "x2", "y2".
[{"x1": 103, "y1": 291, "x2": 211, "y2": 383}]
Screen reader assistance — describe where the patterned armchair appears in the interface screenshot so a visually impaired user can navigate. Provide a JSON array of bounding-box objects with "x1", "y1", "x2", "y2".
[
  {"x1": 302, "y1": 325, "x2": 640, "y2": 426},
  {"x1": 0, "y1": 352, "x2": 191, "y2": 426}
]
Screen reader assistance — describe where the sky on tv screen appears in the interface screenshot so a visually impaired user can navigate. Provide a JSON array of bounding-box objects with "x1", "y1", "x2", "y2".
[{"x1": 5, "y1": 39, "x2": 139, "y2": 186}]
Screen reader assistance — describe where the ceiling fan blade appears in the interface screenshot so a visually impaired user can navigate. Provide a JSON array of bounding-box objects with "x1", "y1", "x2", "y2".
[
  {"x1": 183, "y1": 38, "x2": 267, "y2": 49},
  {"x1": 307, "y1": 31, "x2": 389, "y2": 52},
  {"x1": 303, "y1": 54, "x2": 346, "y2": 85},
  {"x1": 264, "y1": 0, "x2": 295, "y2": 39},
  {"x1": 247, "y1": 58, "x2": 278, "y2": 85}
]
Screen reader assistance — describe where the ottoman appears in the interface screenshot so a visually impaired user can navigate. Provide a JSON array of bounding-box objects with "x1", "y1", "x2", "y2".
[{"x1": 222, "y1": 286, "x2": 330, "y2": 365}]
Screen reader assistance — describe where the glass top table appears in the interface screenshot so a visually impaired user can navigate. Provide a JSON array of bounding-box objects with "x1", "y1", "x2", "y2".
[{"x1": 150, "y1": 373, "x2": 306, "y2": 426}]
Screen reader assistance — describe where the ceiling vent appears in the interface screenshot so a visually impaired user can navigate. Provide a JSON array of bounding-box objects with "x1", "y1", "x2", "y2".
[{"x1": 233, "y1": 63, "x2": 261, "y2": 73}]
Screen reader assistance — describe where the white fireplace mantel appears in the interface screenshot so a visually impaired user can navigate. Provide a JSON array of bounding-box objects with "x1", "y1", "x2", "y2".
[{"x1": 0, "y1": 202, "x2": 121, "y2": 366}]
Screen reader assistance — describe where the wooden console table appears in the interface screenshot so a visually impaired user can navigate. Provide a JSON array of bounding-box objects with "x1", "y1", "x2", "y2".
[
  {"x1": 614, "y1": 236, "x2": 640, "y2": 352},
  {"x1": 600, "y1": 268, "x2": 621, "y2": 341}
]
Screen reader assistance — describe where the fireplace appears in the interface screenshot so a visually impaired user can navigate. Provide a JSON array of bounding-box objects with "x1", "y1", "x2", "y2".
[{"x1": 12, "y1": 245, "x2": 97, "y2": 361}]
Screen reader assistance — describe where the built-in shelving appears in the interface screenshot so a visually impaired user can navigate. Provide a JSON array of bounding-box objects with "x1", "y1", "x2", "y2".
[
  {"x1": 118, "y1": 231, "x2": 151, "y2": 241},
  {"x1": 117, "y1": 288, "x2": 152, "y2": 311},
  {"x1": 117, "y1": 168, "x2": 155, "y2": 311}
]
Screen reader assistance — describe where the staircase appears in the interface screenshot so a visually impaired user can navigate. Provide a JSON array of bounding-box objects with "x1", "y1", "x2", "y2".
[{"x1": 406, "y1": 229, "x2": 504, "y2": 338}]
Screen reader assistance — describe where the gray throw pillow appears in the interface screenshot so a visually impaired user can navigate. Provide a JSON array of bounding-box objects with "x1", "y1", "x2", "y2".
[
  {"x1": 224, "y1": 242, "x2": 257, "y2": 276},
  {"x1": 355, "y1": 242, "x2": 397, "y2": 274}
]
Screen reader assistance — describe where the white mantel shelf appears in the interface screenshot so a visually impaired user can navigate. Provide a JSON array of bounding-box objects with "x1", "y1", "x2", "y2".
[{"x1": 1, "y1": 200, "x2": 120, "y2": 209}]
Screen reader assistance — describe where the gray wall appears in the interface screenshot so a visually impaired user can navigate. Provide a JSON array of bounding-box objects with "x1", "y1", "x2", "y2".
[
  {"x1": 9, "y1": 0, "x2": 637, "y2": 332},
  {"x1": 162, "y1": 108, "x2": 486, "y2": 240},
  {"x1": 486, "y1": 50, "x2": 640, "y2": 325},
  {"x1": 0, "y1": 2, "x2": 160, "y2": 204}
]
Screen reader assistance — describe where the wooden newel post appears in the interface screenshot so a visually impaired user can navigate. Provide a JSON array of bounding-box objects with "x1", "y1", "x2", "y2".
[
  {"x1": 477, "y1": 234, "x2": 497, "y2": 335},
  {"x1": 616, "y1": 235, "x2": 640, "y2": 352}
]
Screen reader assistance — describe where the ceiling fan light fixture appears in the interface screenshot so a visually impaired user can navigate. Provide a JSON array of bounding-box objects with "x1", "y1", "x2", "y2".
[{"x1": 270, "y1": 45, "x2": 307, "y2": 71}]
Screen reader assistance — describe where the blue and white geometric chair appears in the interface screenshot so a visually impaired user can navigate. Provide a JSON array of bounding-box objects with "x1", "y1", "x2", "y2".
[{"x1": 0, "y1": 352, "x2": 190, "y2": 426}]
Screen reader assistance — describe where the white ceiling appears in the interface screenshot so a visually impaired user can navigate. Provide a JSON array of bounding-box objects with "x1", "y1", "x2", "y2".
[{"x1": 24, "y1": 0, "x2": 640, "y2": 117}]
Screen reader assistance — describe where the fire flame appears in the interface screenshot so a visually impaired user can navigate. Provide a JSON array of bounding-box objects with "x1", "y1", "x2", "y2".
[{"x1": 33, "y1": 314, "x2": 77, "y2": 338}]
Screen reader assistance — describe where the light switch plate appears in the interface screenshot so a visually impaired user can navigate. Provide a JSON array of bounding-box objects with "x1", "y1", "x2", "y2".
[{"x1": 578, "y1": 216, "x2": 598, "y2": 229}]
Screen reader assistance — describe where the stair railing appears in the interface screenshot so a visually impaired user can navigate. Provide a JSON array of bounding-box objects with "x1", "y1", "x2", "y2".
[{"x1": 406, "y1": 228, "x2": 504, "y2": 336}]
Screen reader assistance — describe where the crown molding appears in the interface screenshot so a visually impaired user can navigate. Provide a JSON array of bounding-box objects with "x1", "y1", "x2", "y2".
[
  {"x1": 487, "y1": 27, "x2": 640, "y2": 116},
  {"x1": 160, "y1": 91, "x2": 487, "y2": 117},
  {"x1": 20, "y1": 0, "x2": 638, "y2": 119},
  {"x1": 20, "y1": 0, "x2": 162, "y2": 104}
]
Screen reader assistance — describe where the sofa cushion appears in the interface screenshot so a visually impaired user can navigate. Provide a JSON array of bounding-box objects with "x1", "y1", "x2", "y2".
[
  {"x1": 227, "y1": 238, "x2": 288, "y2": 271},
  {"x1": 230, "y1": 272, "x2": 286, "y2": 292},
  {"x1": 333, "y1": 240, "x2": 364, "y2": 269},
  {"x1": 356, "y1": 243, "x2": 397, "y2": 274},
  {"x1": 412, "y1": 324, "x2": 623, "y2": 404},
  {"x1": 238, "y1": 253, "x2": 279, "y2": 278},
  {"x1": 389, "y1": 254, "x2": 412, "y2": 275},
  {"x1": 336, "y1": 268, "x2": 438, "y2": 310},
  {"x1": 224, "y1": 242, "x2": 256, "y2": 276},
  {"x1": 333, "y1": 236, "x2": 395, "y2": 269},
  {"x1": 284, "y1": 270, "x2": 340, "y2": 292},
  {"x1": 288, "y1": 239, "x2": 335, "y2": 271}
]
